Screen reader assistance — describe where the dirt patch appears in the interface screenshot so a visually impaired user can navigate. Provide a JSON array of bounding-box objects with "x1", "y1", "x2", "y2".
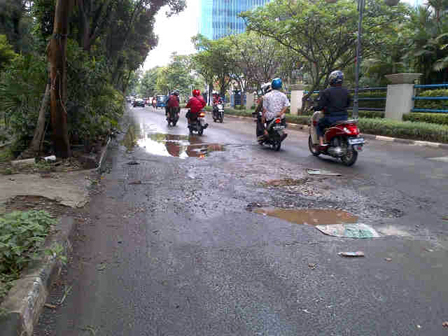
[
  {"x1": 2, "y1": 196, "x2": 77, "y2": 218},
  {"x1": 254, "y1": 208, "x2": 358, "y2": 225},
  {"x1": 262, "y1": 178, "x2": 309, "y2": 187}
]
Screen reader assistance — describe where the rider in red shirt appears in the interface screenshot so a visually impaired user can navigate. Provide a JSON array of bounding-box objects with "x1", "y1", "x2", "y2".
[{"x1": 186, "y1": 89, "x2": 206, "y2": 124}]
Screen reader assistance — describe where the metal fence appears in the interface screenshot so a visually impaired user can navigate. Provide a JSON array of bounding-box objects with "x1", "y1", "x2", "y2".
[
  {"x1": 412, "y1": 84, "x2": 448, "y2": 113},
  {"x1": 304, "y1": 87, "x2": 387, "y2": 112}
]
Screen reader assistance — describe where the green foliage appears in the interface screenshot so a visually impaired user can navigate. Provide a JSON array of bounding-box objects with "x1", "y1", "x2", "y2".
[
  {"x1": 404, "y1": 112, "x2": 448, "y2": 125},
  {"x1": 0, "y1": 210, "x2": 56, "y2": 275},
  {"x1": 359, "y1": 118, "x2": 448, "y2": 143},
  {"x1": 241, "y1": 0, "x2": 409, "y2": 93},
  {"x1": 0, "y1": 53, "x2": 48, "y2": 152},
  {"x1": 0, "y1": 35, "x2": 17, "y2": 70},
  {"x1": 414, "y1": 89, "x2": 448, "y2": 110}
]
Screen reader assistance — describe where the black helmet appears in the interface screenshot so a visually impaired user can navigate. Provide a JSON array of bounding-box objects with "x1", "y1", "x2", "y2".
[
  {"x1": 172, "y1": 90, "x2": 179, "y2": 96},
  {"x1": 329, "y1": 70, "x2": 344, "y2": 86}
]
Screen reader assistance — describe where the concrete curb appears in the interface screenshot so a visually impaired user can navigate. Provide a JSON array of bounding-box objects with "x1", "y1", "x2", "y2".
[
  {"x1": 223, "y1": 113, "x2": 448, "y2": 150},
  {"x1": 0, "y1": 216, "x2": 75, "y2": 336}
]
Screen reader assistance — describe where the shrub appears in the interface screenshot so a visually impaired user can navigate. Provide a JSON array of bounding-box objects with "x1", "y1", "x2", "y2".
[
  {"x1": 403, "y1": 112, "x2": 448, "y2": 126},
  {"x1": 414, "y1": 89, "x2": 448, "y2": 111},
  {"x1": 0, "y1": 210, "x2": 56, "y2": 275},
  {"x1": 0, "y1": 53, "x2": 48, "y2": 153},
  {"x1": 359, "y1": 118, "x2": 448, "y2": 143}
]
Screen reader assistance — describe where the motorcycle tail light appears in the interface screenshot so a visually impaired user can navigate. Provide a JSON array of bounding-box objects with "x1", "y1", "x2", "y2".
[
  {"x1": 199, "y1": 112, "x2": 206, "y2": 117},
  {"x1": 344, "y1": 125, "x2": 359, "y2": 135},
  {"x1": 275, "y1": 118, "x2": 281, "y2": 124}
]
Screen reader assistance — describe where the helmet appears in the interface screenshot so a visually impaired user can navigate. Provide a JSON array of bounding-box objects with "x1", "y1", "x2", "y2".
[
  {"x1": 172, "y1": 90, "x2": 179, "y2": 96},
  {"x1": 271, "y1": 78, "x2": 282, "y2": 90},
  {"x1": 212, "y1": 91, "x2": 219, "y2": 96},
  {"x1": 192, "y1": 89, "x2": 200, "y2": 97},
  {"x1": 261, "y1": 82, "x2": 272, "y2": 95},
  {"x1": 329, "y1": 70, "x2": 344, "y2": 86}
]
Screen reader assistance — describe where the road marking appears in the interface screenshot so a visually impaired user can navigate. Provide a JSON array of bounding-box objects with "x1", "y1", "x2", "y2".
[{"x1": 429, "y1": 156, "x2": 448, "y2": 163}]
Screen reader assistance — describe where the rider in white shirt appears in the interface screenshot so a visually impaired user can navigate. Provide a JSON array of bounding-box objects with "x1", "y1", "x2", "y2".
[{"x1": 261, "y1": 78, "x2": 290, "y2": 139}]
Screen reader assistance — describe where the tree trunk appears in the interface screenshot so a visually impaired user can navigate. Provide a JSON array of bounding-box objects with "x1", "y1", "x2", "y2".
[
  {"x1": 25, "y1": 82, "x2": 51, "y2": 157},
  {"x1": 48, "y1": 0, "x2": 71, "y2": 158}
]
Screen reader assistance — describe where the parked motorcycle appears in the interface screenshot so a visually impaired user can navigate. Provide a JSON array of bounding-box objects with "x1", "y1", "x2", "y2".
[
  {"x1": 212, "y1": 103, "x2": 224, "y2": 123},
  {"x1": 308, "y1": 111, "x2": 364, "y2": 166},
  {"x1": 166, "y1": 107, "x2": 179, "y2": 127},
  {"x1": 188, "y1": 110, "x2": 208, "y2": 136}
]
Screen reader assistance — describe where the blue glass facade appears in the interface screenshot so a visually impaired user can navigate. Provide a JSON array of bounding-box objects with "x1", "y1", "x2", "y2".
[{"x1": 200, "y1": 0, "x2": 271, "y2": 40}]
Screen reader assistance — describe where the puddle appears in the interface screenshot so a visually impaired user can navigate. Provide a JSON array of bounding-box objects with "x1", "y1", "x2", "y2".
[
  {"x1": 136, "y1": 133, "x2": 224, "y2": 158},
  {"x1": 254, "y1": 208, "x2": 358, "y2": 225}
]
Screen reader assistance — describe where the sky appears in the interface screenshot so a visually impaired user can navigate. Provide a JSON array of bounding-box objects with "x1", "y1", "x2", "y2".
[{"x1": 143, "y1": 0, "x2": 200, "y2": 71}]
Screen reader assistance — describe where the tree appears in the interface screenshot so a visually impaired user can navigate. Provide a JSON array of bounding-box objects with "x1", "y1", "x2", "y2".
[
  {"x1": 241, "y1": 0, "x2": 409, "y2": 100},
  {"x1": 192, "y1": 35, "x2": 234, "y2": 97},
  {"x1": 0, "y1": 35, "x2": 17, "y2": 70},
  {"x1": 140, "y1": 67, "x2": 160, "y2": 97},
  {"x1": 47, "y1": 0, "x2": 75, "y2": 158}
]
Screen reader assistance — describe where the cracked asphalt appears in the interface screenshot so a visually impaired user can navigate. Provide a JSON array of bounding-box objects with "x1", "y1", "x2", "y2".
[{"x1": 34, "y1": 106, "x2": 448, "y2": 336}]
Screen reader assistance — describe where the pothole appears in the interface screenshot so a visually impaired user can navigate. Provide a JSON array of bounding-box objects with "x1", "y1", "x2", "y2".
[
  {"x1": 253, "y1": 208, "x2": 358, "y2": 225},
  {"x1": 137, "y1": 133, "x2": 224, "y2": 158}
]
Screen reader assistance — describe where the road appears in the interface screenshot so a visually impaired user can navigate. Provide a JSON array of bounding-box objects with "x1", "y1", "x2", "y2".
[{"x1": 35, "y1": 106, "x2": 448, "y2": 336}]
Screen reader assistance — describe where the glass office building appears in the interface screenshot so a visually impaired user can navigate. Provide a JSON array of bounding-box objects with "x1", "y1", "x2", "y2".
[{"x1": 200, "y1": 0, "x2": 272, "y2": 40}]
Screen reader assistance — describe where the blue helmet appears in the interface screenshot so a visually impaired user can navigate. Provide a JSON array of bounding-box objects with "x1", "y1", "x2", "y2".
[
  {"x1": 329, "y1": 70, "x2": 344, "y2": 86},
  {"x1": 271, "y1": 78, "x2": 282, "y2": 90}
]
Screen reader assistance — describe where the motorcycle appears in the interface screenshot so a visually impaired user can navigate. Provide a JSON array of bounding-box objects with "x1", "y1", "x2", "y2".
[
  {"x1": 188, "y1": 110, "x2": 208, "y2": 136},
  {"x1": 212, "y1": 103, "x2": 224, "y2": 123},
  {"x1": 166, "y1": 107, "x2": 179, "y2": 127},
  {"x1": 308, "y1": 111, "x2": 365, "y2": 166},
  {"x1": 253, "y1": 110, "x2": 287, "y2": 151}
]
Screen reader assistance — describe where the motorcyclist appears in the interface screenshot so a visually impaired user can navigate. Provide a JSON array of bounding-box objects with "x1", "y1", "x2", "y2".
[
  {"x1": 166, "y1": 91, "x2": 180, "y2": 119},
  {"x1": 212, "y1": 91, "x2": 223, "y2": 119},
  {"x1": 254, "y1": 83, "x2": 272, "y2": 140},
  {"x1": 186, "y1": 89, "x2": 206, "y2": 126},
  {"x1": 261, "y1": 78, "x2": 289, "y2": 141},
  {"x1": 314, "y1": 70, "x2": 351, "y2": 146}
]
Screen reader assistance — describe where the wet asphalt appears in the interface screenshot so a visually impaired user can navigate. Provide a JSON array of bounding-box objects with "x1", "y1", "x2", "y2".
[{"x1": 34, "y1": 106, "x2": 448, "y2": 336}]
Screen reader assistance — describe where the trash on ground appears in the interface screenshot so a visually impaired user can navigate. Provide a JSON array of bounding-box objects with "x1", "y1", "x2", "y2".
[
  {"x1": 424, "y1": 248, "x2": 434, "y2": 252},
  {"x1": 44, "y1": 303, "x2": 57, "y2": 309},
  {"x1": 315, "y1": 223, "x2": 380, "y2": 238},
  {"x1": 338, "y1": 251, "x2": 365, "y2": 258},
  {"x1": 127, "y1": 161, "x2": 140, "y2": 165},
  {"x1": 307, "y1": 169, "x2": 341, "y2": 176},
  {"x1": 308, "y1": 263, "x2": 317, "y2": 270},
  {"x1": 443, "y1": 321, "x2": 448, "y2": 328},
  {"x1": 44, "y1": 155, "x2": 57, "y2": 162},
  {"x1": 417, "y1": 325, "x2": 422, "y2": 329},
  {"x1": 385, "y1": 258, "x2": 392, "y2": 262},
  {"x1": 442, "y1": 216, "x2": 448, "y2": 221},
  {"x1": 128, "y1": 180, "x2": 142, "y2": 185}
]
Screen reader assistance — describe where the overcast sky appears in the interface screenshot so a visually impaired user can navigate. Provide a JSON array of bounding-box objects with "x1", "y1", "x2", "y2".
[{"x1": 143, "y1": 0, "x2": 200, "y2": 70}]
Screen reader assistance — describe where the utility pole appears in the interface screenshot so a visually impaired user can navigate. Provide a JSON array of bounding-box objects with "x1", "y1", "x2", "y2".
[{"x1": 48, "y1": 0, "x2": 72, "y2": 158}]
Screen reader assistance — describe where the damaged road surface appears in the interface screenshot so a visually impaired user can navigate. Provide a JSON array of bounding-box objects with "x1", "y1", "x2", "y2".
[{"x1": 34, "y1": 106, "x2": 448, "y2": 336}]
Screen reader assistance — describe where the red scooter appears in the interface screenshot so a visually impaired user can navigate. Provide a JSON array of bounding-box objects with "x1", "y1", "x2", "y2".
[{"x1": 309, "y1": 111, "x2": 364, "y2": 166}]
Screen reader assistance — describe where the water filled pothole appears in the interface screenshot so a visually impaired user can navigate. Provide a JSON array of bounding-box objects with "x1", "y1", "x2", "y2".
[
  {"x1": 254, "y1": 208, "x2": 358, "y2": 225},
  {"x1": 137, "y1": 133, "x2": 224, "y2": 158}
]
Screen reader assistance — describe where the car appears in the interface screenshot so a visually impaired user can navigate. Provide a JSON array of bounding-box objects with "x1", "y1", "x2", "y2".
[{"x1": 133, "y1": 98, "x2": 145, "y2": 108}]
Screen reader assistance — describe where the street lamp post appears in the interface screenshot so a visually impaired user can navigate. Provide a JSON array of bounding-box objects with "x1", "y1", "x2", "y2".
[{"x1": 352, "y1": 0, "x2": 366, "y2": 119}]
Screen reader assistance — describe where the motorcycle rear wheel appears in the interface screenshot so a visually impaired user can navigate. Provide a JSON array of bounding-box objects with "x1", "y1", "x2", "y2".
[
  {"x1": 308, "y1": 135, "x2": 320, "y2": 157},
  {"x1": 341, "y1": 147, "x2": 358, "y2": 166},
  {"x1": 198, "y1": 127, "x2": 204, "y2": 136},
  {"x1": 273, "y1": 141, "x2": 281, "y2": 151}
]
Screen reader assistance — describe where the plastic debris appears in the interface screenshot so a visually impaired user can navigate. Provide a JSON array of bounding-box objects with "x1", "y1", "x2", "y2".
[
  {"x1": 315, "y1": 223, "x2": 380, "y2": 239},
  {"x1": 44, "y1": 303, "x2": 57, "y2": 309},
  {"x1": 385, "y1": 258, "x2": 392, "y2": 262},
  {"x1": 127, "y1": 160, "x2": 140, "y2": 165},
  {"x1": 44, "y1": 155, "x2": 56, "y2": 162},
  {"x1": 338, "y1": 251, "x2": 365, "y2": 258},
  {"x1": 308, "y1": 263, "x2": 317, "y2": 270},
  {"x1": 307, "y1": 169, "x2": 341, "y2": 176},
  {"x1": 443, "y1": 321, "x2": 448, "y2": 328}
]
